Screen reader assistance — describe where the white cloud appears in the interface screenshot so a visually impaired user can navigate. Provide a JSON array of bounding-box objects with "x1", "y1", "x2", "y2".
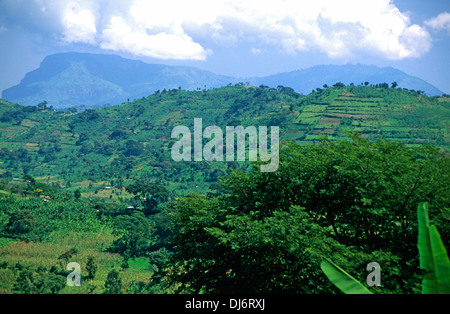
[
  {"x1": 103, "y1": 0, "x2": 430, "y2": 60},
  {"x1": 62, "y1": 2, "x2": 97, "y2": 44},
  {"x1": 214, "y1": 0, "x2": 432, "y2": 60},
  {"x1": 0, "y1": 0, "x2": 434, "y2": 61},
  {"x1": 425, "y1": 12, "x2": 450, "y2": 33},
  {"x1": 98, "y1": 0, "x2": 217, "y2": 60},
  {"x1": 101, "y1": 16, "x2": 208, "y2": 60},
  {"x1": 250, "y1": 47, "x2": 262, "y2": 55}
]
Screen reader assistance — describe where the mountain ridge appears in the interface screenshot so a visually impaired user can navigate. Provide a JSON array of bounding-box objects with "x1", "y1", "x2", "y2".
[
  {"x1": 248, "y1": 64, "x2": 443, "y2": 96},
  {"x1": 2, "y1": 52, "x2": 236, "y2": 109},
  {"x1": 2, "y1": 52, "x2": 444, "y2": 109}
]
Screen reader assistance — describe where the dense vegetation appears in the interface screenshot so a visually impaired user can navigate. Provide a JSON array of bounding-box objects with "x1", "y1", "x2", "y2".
[
  {"x1": 0, "y1": 83, "x2": 449, "y2": 294},
  {"x1": 158, "y1": 136, "x2": 449, "y2": 294}
]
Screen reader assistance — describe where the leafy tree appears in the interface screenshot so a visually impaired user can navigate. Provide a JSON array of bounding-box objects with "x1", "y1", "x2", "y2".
[
  {"x1": 333, "y1": 82, "x2": 345, "y2": 88},
  {"x1": 80, "y1": 109, "x2": 100, "y2": 120},
  {"x1": 33, "y1": 272, "x2": 65, "y2": 294},
  {"x1": 109, "y1": 128, "x2": 128, "y2": 140},
  {"x1": 160, "y1": 135, "x2": 449, "y2": 294},
  {"x1": 86, "y1": 255, "x2": 98, "y2": 280},
  {"x1": 22, "y1": 174, "x2": 35, "y2": 185},
  {"x1": 0, "y1": 110, "x2": 26, "y2": 123},
  {"x1": 124, "y1": 140, "x2": 144, "y2": 157},
  {"x1": 109, "y1": 212, "x2": 156, "y2": 257},
  {"x1": 37, "y1": 101, "x2": 48, "y2": 111},
  {"x1": 6, "y1": 210, "x2": 36, "y2": 235},
  {"x1": 103, "y1": 270, "x2": 122, "y2": 294},
  {"x1": 121, "y1": 255, "x2": 130, "y2": 270},
  {"x1": 223, "y1": 135, "x2": 449, "y2": 254},
  {"x1": 127, "y1": 280, "x2": 150, "y2": 294},
  {"x1": 126, "y1": 183, "x2": 169, "y2": 216},
  {"x1": 74, "y1": 189, "x2": 81, "y2": 200},
  {"x1": 276, "y1": 85, "x2": 297, "y2": 97},
  {"x1": 14, "y1": 270, "x2": 34, "y2": 294},
  {"x1": 14, "y1": 270, "x2": 65, "y2": 294},
  {"x1": 162, "y1": 197, "x2": 344, "y2": 293}
]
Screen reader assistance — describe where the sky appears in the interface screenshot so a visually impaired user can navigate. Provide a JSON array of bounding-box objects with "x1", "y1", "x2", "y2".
[{"x1": 0, "y1": 0, "x2": 449, "y2": 94}]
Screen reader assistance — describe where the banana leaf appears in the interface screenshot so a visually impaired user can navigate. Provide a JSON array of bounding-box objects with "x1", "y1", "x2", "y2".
[
  {"x1": 320, "y1": 258, "x2": 372, "y2": 294},
  {"x1": 417, "y1": 202, "x2": 450, "y2": 294}
]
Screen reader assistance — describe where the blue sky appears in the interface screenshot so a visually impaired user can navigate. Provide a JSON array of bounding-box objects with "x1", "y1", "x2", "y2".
[{"x1": 0, "y1": 0, "x2": 449, "y2": 94}]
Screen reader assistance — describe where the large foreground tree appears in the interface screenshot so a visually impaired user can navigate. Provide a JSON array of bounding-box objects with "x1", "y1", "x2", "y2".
[{"x1": 159, "y1": 135, "x2": 449, "y2": 294}]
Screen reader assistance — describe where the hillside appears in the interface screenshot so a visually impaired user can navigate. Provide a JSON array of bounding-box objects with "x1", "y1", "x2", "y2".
[
  {"x1": 1, "y1": 53, "x2": 444, "y2": 109},
  {"x1": 0, "y1": 84, "x2": 449, "y2": 295},
  {"x1": 0, "y1": 84, "x2": 448, "y2": 197}
]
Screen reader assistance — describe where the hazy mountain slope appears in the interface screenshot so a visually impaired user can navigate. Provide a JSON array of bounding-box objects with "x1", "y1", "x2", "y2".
[
  {"x1": 249, "y1": 64, "x2": 443, "y2": 96},
  {"x1": 2, "y1": 52, "x2": 236, "y2": 109}
]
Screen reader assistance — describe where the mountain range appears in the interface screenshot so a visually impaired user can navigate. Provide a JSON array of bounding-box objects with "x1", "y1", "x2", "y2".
[
  {"x1": 251, "y1": 64, "x2": 444, "y2": 97},
  {"x1": 1, "y1": 52, "x2": 444, "y2": 109}
]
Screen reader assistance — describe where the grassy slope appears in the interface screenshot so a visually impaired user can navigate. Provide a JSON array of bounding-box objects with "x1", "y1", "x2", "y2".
[{"x1": 0, "y1": 232, "x2": 153, "y2": 294}]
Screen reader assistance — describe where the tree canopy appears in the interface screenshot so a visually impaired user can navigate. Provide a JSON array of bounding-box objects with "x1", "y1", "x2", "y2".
[{"x1": 159, "y1": 135, "x2": 449, "y2": 294}]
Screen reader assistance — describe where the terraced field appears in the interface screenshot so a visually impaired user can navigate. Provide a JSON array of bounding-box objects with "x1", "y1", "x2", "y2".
[{"x1": 285, "y1": 88, "x2": 449, "y2": 149}]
